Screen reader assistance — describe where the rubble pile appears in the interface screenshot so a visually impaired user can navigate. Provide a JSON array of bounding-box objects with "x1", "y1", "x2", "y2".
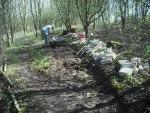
[
  {"x1": 119, "y1": 58, "x2": 149, "y2": 76},
  {"x1": 70, "y1": 36, "x2": 149, "y2": 77},
  {"x1": 52, "y1": 33, "x2": 149, "y2": 77},
  {"x1": 78, "y1": 39, "x2": 116, "y2": 65}
]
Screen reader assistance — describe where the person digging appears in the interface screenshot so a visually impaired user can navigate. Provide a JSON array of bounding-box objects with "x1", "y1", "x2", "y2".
[{"x1": 41, "y1": 25, "x2": 54, "y2": 47}]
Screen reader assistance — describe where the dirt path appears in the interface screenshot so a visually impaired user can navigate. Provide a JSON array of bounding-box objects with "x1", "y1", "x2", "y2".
[
  {"x1": 6, "y1": 45, "x2": 150, "y2": 113},
  {"x1": 9, "y1": 46, "x2": 119, "y2": 113}
]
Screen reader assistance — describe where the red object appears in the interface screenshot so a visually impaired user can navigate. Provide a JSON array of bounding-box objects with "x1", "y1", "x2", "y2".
[{"x1": 78, "y1": 32, "x2": 85, "y2": 41}]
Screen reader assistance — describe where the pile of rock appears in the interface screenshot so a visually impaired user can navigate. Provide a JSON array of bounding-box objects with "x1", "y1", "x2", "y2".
[
  {"x1": 119, "y1": 58, "x2": 149, "y2": 76},
  {"x1": 78, "y1": 39, "x2": 117, "y2": 65},
  {"x1": 56, "y1": 33, "x2": 149, "y2": 77},
  {"x1": 70, "y1": 38, "x2": 149, "y2": 76}
]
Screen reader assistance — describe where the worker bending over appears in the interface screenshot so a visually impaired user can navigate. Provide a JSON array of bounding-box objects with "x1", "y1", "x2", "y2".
[{"x1": 41, "y1": 25, "x2": 54, "y2": 47}]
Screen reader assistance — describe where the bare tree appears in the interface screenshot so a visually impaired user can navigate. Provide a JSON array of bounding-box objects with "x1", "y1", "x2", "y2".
[
  {"x1": 30, "y1": 0, "x2": 44, "y2": 38},
  {"x1": 7, "y1": 0, "x2": 17, "y2": 42},
  {"x1": 0, "y1": 0, "x2": 4, "y2": 54},
  {"x1": 75, "y1": 0, "x2": 108, "y2": 38},
  {"x1": 141, "y1": 0, "x2": 150, "y2": 22},
  {"x1": 1, "y1": 0, "x2": 10, "y2": 47},
  {"x1": 118, "y1": 0, "x2": 128, "y2": 29},
  {"x1": 54, "y1": 0, "x2": 76, "y2": 31},
  {"x1": 18, "y1": 0, "x2": 28, "y2": 35}
]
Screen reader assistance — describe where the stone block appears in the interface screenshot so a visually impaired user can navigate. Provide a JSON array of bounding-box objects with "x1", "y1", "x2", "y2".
[
  {"x1": 132, "y1": 62, "x2": 138, "y2": 67},
  {"x1": 139, "y1": 65, "x2": 144, "y2": 73},
  {"x1": 143, "y1": 62, "x2": 149, "y2": 70},
  {"x1": 92, "y1": 52, "x2": 100, "y2": 61},
  {"x1": 133, "y1": 66, "x2": 139, "y2": 75},
  {"x1": 92, "y1": 52, "x2": 105, "y2": 61},
  {"x1": 119, "y1": 67, "x2": 133, "y2": 76},
  {"x1": 101, "y1": 58, "x2": 113, "y2": 65},
  {"x1": 119, "y1": 60, "x2": 129, "y2": 65},
  {"x1": 131, "y1": 58, "x2": 141, "y2": 64},
  {"x1": 106, "y1": 48, "x2": 113, "y2": 53},
  {"x1": 121, "y1": 62, "x2": 133, "y2": 68},
  {"x1": 105, "y1": 52, "x2": 116, "y2": 60}
]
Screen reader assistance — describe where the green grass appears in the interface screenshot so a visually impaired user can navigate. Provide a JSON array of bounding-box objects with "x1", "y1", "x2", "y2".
[
  {"x1": 3, "y1": 33, "x2": 43, "y2": 65},
  {"x1": 111, "y1": 74, "x2": 148, "y2": 90},
  {"x1": 144, "y1": 43, "x2": 150, "y2": 59},
  {"x1": 0, "y1": 31, "x2": 48, "y2": 74},
  {"x1": 29, "y1": 47, "x2": 49, "y2": 72},
  {"x1": 7, "y1": 32, "x2": 40, "y2": 49},
  {"x1": 0, "y1": 52, "x2": 19, "y2": 65},
  {"x1": 111, "y1": 76, "x2": 125, "y2": 90},
  {"x1": 4, "y1": 64, "x2": 27, "y2": 90},
  {"x1": 7, "y1": 53, "x2": 19, "y2": 64},
  {"x1": 95, "y1": 48, "x2": 105, "y2": 52},
  {"x1": 31, "y1": 56, "x2": 49, "y2": 72}
]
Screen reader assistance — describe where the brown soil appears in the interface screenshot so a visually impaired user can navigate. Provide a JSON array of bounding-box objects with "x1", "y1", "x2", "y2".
[{"x1": 5, "y1": 45, "x2": 150, "y2": 113}]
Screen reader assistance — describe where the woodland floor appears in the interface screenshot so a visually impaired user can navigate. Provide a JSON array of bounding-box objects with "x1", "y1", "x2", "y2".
[{"x1": 1, "y1": 26, "x2": 150, "y2": 113}]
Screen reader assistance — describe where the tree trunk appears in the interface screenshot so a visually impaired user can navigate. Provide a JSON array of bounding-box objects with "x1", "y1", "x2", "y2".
[
  {"x1": 5, "y1": 25, "x2": 10, "y2": 47},
  {"x1": 84, "y1": 25, "x2": 89, "y2": 39},
  {"x1": 0, "y1": 39, "x2": 4, "y2": 55},
  {"x1": 102, "y1": 14, "x2": 108, "y2": 33},
  {"x1": 34, "y1": 23, "x2": 38, "y2": 38},
  {"x1": 93, "y1": 19, "x2": 96, "y2": 30},
  {"x1": 6, "y1": 34, "x2": 10, "y2": 47},
  {"x1": 135, "y1": 1, "x2": 139, "y2": 29},
  {"x1": 23, "y1": 25, "x2": 26, "y2": 35},
  {"x1": 10, "y1": 25, "x2": 14, "y2": 43},
  {"x1": 121, "y1": 16, "x2": 125, "y2": 29}
]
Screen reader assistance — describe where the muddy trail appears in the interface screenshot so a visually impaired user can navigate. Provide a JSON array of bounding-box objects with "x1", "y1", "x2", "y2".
[{"x1": 6, "y1": 45, "x2": 150, "y2": 113}]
